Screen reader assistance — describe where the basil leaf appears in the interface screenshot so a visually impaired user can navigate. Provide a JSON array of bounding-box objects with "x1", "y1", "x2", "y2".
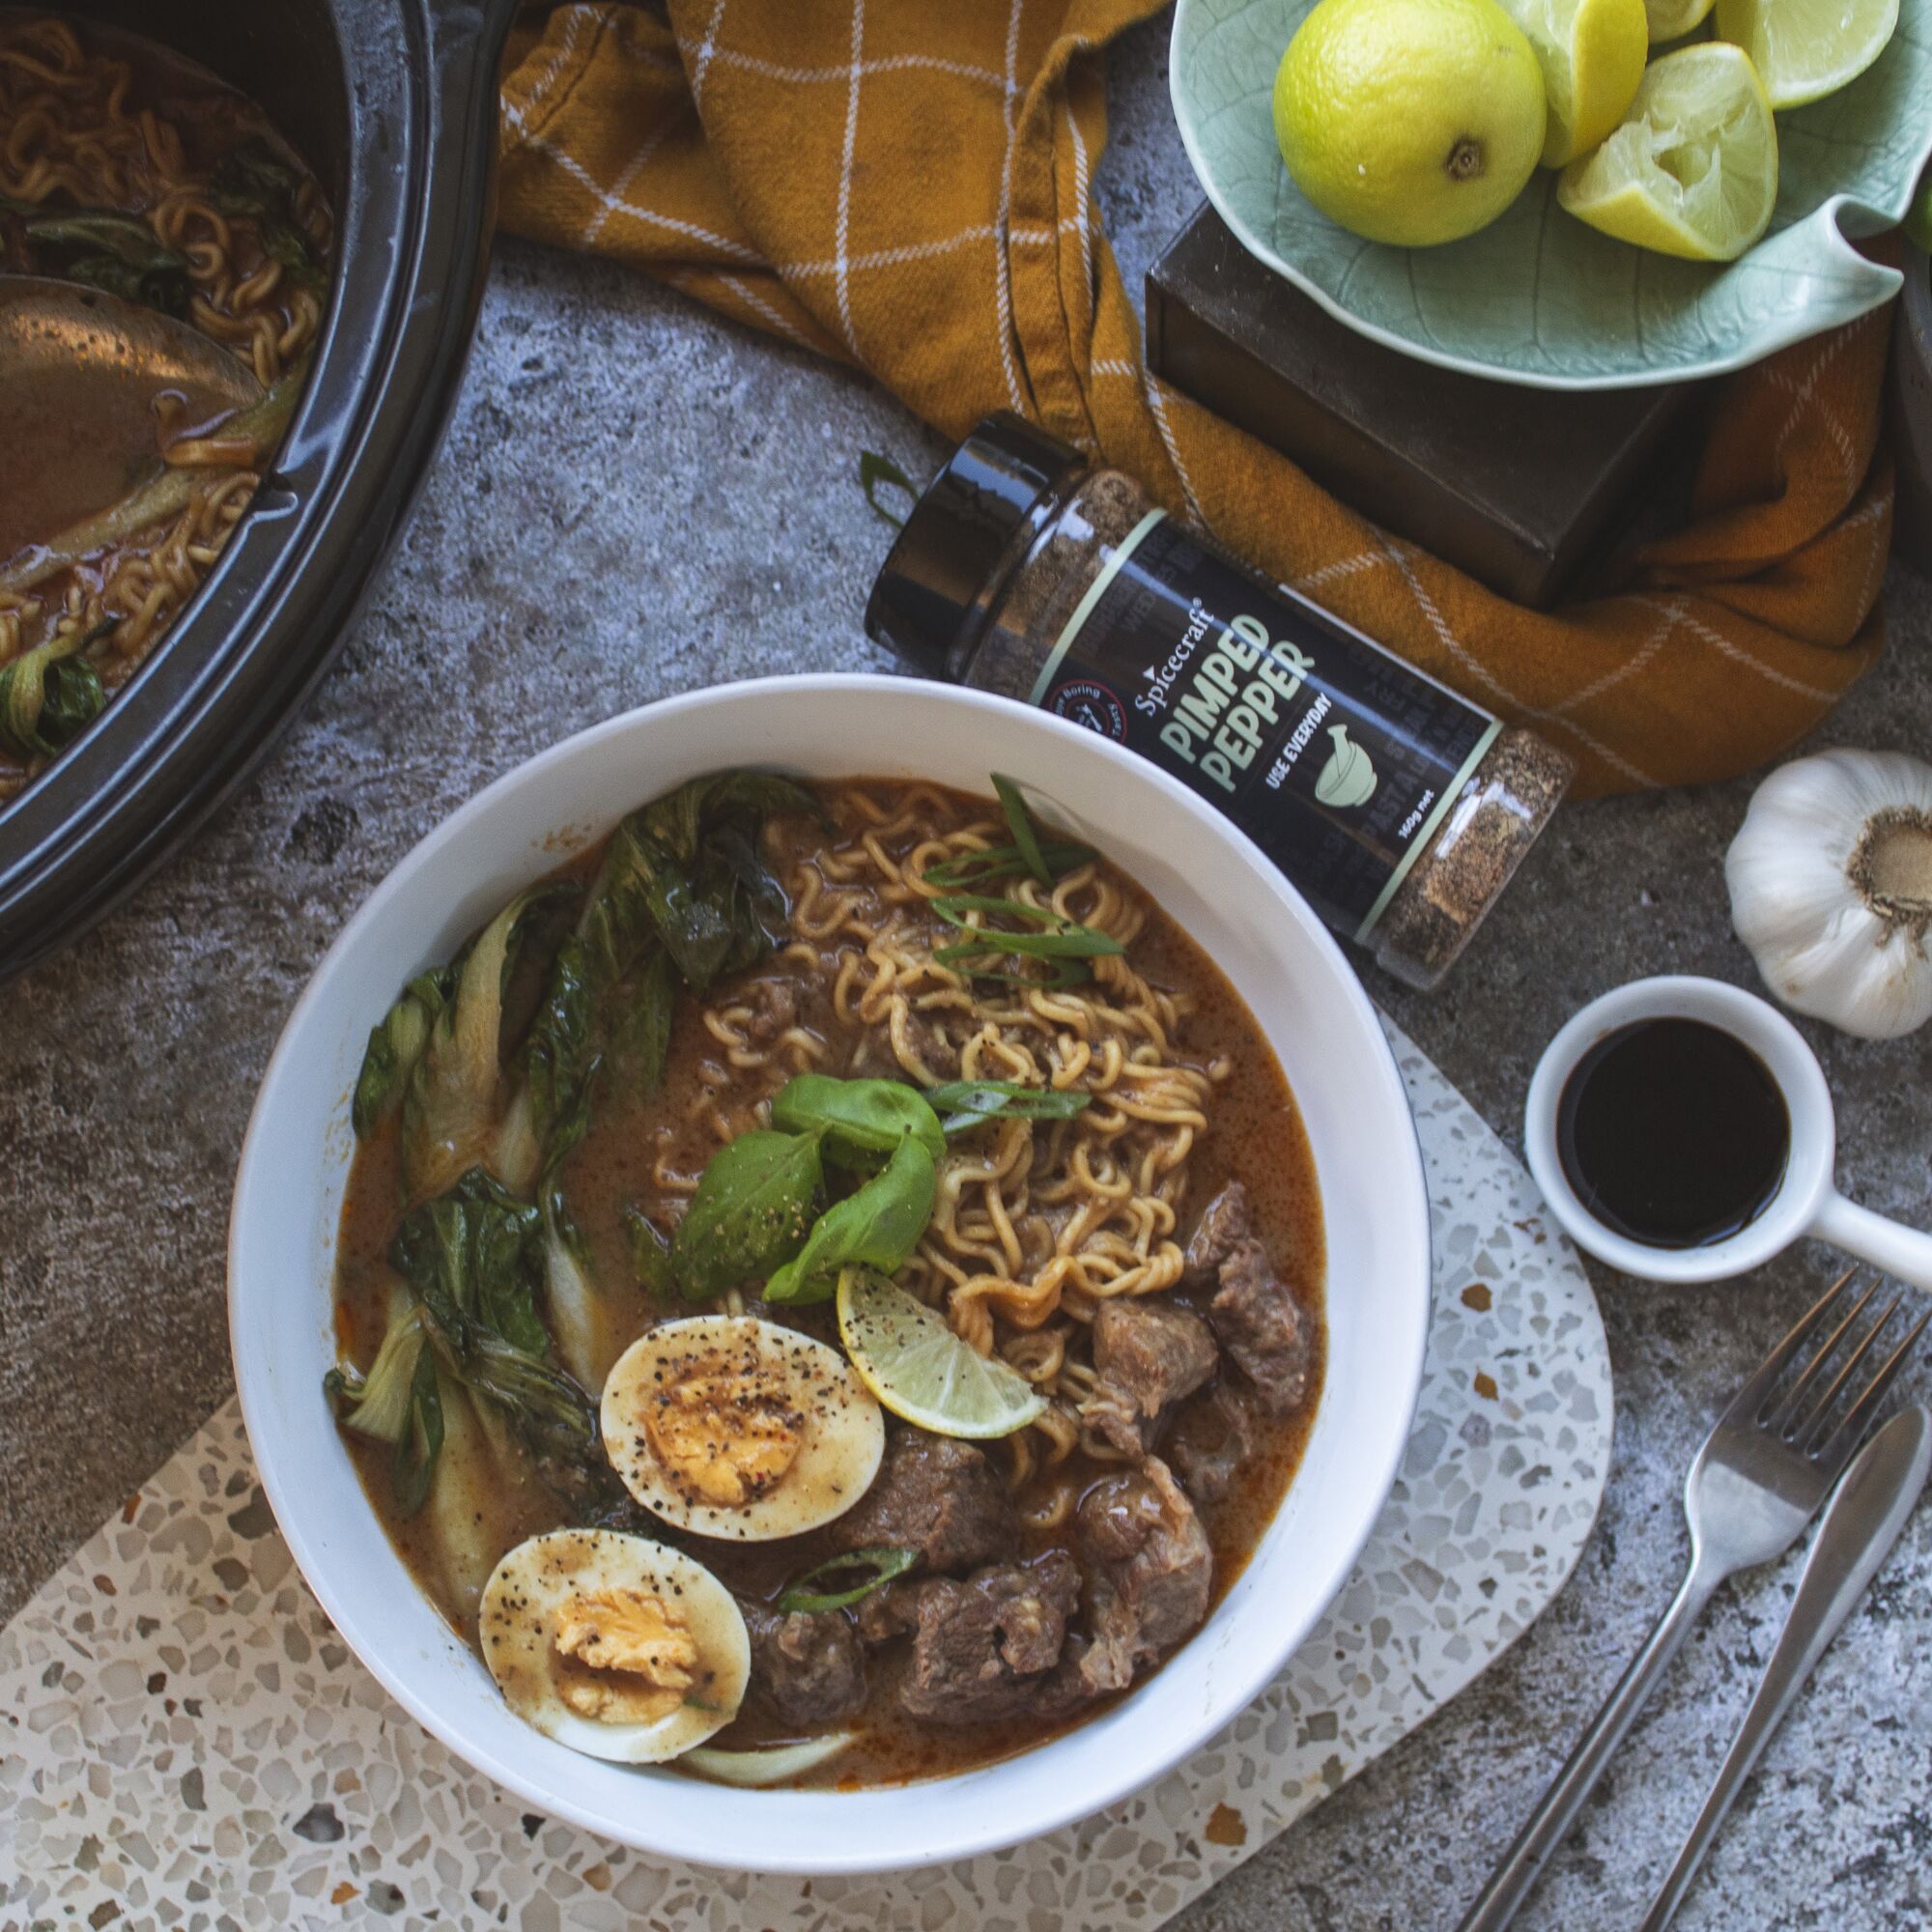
[
  {"x1": 390, "y1": 1170, "x2": 548, "y2": 1358},
  {"x1": 931, "y1": 894, "x2": 1125, "y2": 960},
  {"x1": 777, "y1": 1546, "x2": 919, "y2": 1614},
  {"x1": 625, "y1": 1207, "x2": 676, "y2": 1297},
  {"x1": 991, "y1": 773, "x2": 1056, "y2": 887},
  {"x1": 922, "y1": 838, "x2": 1095, "y2": 890},
  {"x1": 925, "y1": 1079, "x2": 1094, "y2": 1134},
  {"x1": 670, "y1": 1129, "x2": 824, "y2": 1300},
  {"x1": 0, "y1": 625, "x2": 107, "y2": 761},
  {"x1": 769, "y1": 1074, "x2": 946, "y2": 1170},
  {"x1": 764, "y1": 1133, "x2": 935, "y2": 1305}
]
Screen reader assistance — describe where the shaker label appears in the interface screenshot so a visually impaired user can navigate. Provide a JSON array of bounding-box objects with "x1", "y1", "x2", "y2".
[{"x1": 1027, "y1": 511, "x2": 1499, "y2": 938}]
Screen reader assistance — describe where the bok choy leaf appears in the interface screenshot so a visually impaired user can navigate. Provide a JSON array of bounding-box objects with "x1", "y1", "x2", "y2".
[
  {"x1": 352, "y1": 968, "x2": 454, "y2": 1139},
  {"x1": 324, "y1": 1292, "x2": 441, "y2": 1515},
  {"x1": 389, "y1": 1168, "x2": 548, "y2": 1356},
  {"x1": 399, "y1": 883, "x2": 573, "y2": 1201},
  {"x1": 208, "y1": 140, "x2": 327, "y2": 292},
  {"x1": 0, "y1": 624, "x2": 107, "y2": 762},
  {"x1": 536, "y1": 1076, "x2": 614, "y2": 1391},
  {"x1": 0, "y1": 192, "x2": 191, "y2": 314},
  {"x1": 423, "y1": 1307, "x2": 614, "y2": 1515}
]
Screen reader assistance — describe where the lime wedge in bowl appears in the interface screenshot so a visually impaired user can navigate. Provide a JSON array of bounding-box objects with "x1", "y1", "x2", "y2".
[
  {"x1": 836, "y1": 1267, "x2": 1047, "y2": 1438},
  {"x1": 1499, "y1": 0, "x2": 1651, "y2": 166},
  {"x1": 1715, "y1": 0, "x2": 1898, "y2": 109},
  {"x1": 1558, "y1": 43, "x2": 1777, "y2": 260},
  {"x1": 1640, "y1": 0, "x2": 1715, "y2": 42}
]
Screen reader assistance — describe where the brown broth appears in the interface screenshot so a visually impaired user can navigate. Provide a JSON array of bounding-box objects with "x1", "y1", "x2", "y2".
[{"x1": 331, "y1": 778, "x2": 1326, "y2": 1789}]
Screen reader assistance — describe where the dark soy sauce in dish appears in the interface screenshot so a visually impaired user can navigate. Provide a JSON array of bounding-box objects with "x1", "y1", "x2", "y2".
[{"x1": 1556, "y1": 1017, "x2": 1791, "y2": 1249}]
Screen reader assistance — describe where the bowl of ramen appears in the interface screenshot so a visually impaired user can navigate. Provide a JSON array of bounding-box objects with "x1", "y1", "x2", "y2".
[
  {"x1": 229, "y1": 674, "x2": 1433, "y2": 1871},
  {"x1": 0, "y1": 0, "x2": 516, "y2": 976}
]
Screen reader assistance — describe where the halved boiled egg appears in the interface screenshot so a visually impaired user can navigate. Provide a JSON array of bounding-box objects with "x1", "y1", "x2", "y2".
[
  {"x1": 600, "y1": 1314, "x2": 885, "y2": 1541},
  {"x1": 479, "y1": 1528, "x2": 749, "y2": 1764}
]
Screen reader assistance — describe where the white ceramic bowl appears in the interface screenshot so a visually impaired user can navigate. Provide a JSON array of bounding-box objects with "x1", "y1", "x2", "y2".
[{"x1": 228, "y1": 674, "x2": 1432, "y2": 1874}]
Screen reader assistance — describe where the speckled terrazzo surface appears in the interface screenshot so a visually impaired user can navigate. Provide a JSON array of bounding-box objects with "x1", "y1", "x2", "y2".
[
  {"x1": 1, "y1": 1025, "x2": 1610, "y2": 1928},
  {"x1": 3, "y1": 13, "x2": 1931, "y2": 1931}
]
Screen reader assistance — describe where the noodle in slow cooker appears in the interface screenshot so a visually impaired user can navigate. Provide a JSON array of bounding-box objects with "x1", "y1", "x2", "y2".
[{"x1": 0, "y1": 14, "x2": 330, "y2": 796}]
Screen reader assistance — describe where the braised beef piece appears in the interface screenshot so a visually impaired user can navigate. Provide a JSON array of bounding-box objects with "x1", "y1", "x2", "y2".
[
  {"x1": 1210, "y1": 1240, "x2": 1312, "y2": 1416},
  {"x1": 1181, "y1": 1180, "x2": 1313, "y2": 1417},
  {"x1": 854, "y1": 1579, "x2": 916, "y2": 1647},
  {"x1": 742, "y1": 978, "x2": 800, "y2": 1046},
  {"x1": 1084, "y1": 1298, "x2": 1218, "y2": 1455},
  {"x1": 897, "y1": 1008, "x2": 960, "y2": 1082},
  {"x1": 827, "y1": 1428, "x2": 1016, "y2": 1574},
  {"x1": 741, "y1": 1604, "x2": 867, "y2": 1725},
  {"x1": 1167, "y1": 1383, "x2": 1258, "y2": 1507},
  {"x1": 1065, "y1": 1458, "x2": 1212, "y2": 1697},
  {"x1": 893, "y1": 1552, "x2": 1083, "y2": 1724},
  {"x1": 1181, "y1": 1180, "x2": 1256, "y2": 1289}
]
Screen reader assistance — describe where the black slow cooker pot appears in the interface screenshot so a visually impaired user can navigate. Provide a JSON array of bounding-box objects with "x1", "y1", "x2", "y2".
[{"x1": 0, "y1": 0, "x2": 521, "y2": 977}]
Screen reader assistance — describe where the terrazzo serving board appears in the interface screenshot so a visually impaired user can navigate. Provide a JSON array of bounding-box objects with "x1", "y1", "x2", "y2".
[{"x1": 1, "y1": 1017, "x2": 1611, "y2": 1932}]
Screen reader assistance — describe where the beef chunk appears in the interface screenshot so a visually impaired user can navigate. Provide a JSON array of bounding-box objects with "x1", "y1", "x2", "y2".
[
  {"x1": 1182, "y1": 1180, "x2": 1313, "y2": 1417},
  {"x1": 1182, "y1": 1180, "x2": 1254, "y2": 1289},
  {"x1": 827, "y1": 1429, "x2": 1016, "y2": 1575},
  {"x1": 895, "y1": 1007, "x2": 960, "y2": 1082},
  {"x1": 1168, "y1": 1383, "x2": 1259, "y2": 1507},
  {"x1": 895, "y1": 1552, "x2": 1082, "y2": 1724},
  {"x1": 854, "y1": 1580, "x2": 917, "y2": 1647},
  {"x1": 1083, "y1": 1298, "x2": 1218, "y2": 1455},
  {"x1": 742, "y1": 1605, "x2": 867, "y2": 1725},
  {"x1": 1069, "y1": 1458, "x2": 1212, "y2": 1696},
  {"x1": 742, "y1": 978, "x2": 799, "y2": 1046},
  {"x1": 1210, "y1": 1240, "x2": 1312, "y2": 1416}
]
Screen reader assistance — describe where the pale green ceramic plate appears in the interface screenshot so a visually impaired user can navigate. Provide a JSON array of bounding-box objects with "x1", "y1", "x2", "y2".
[{"x1": 1170, "y1": 0, "x2": 1932, "y2": 388}]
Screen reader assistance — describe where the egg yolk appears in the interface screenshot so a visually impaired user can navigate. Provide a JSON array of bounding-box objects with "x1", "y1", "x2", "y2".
[
  {"x1": 552, "y1": 1588, "x2": 698, "y2": 1722},
  {"x1": 642, "y1": 1362, "x2": 805, "y2": 1507}
]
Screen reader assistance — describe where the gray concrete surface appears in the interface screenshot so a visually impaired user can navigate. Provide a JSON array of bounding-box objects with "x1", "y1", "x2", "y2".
[{"x1": 4, "y1": 15, "x2": 1930, "y2": 1928}]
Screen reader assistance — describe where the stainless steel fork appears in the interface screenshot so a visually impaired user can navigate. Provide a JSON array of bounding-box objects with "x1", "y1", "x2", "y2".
[{"x1": 1456, "y1": 1269, "x2": 1928, "y2": 1932}]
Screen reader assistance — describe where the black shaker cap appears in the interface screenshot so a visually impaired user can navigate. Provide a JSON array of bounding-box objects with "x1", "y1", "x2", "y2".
[{"x1": 864, "y1": 411, "x2": 1085, "y2": 679}]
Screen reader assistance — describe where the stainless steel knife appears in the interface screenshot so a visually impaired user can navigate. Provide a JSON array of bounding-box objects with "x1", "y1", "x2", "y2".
[{"x1": 1636, "y1": 1403, "x2": 1932, "y2": 1932}]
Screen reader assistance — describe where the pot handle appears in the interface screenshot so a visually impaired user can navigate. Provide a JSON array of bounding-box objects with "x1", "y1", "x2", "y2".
[{"x1": 1812, "y1": 1191, "x2": 1932, "y2": 1293}]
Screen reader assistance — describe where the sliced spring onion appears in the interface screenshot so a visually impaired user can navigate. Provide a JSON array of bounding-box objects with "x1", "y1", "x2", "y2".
[
  {"x1": 924, "y1": 1079, "x2": 1094, "y2": 1134},
  {"x1": 923, "y1": 838, "x2": 1095, "y2": 891},
  {"x1": 930, "y1": 894, "x2": 1124, "y2": 960},
  {"x1": 775, "y1": 1545, "x2": 918, "y2": 1614},
  {"x1": 931, "y1": 952, "x2": 1097, "y2": 989},
  {"x1": 991, "y1": 772, "x2": 1056, "y2": 887},
  {"x1": 682, "y1": 1732, "x2": 857, "y2": 1786}
]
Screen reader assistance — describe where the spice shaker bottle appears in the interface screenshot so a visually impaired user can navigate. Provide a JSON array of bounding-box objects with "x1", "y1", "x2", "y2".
[{"x1": 864, "y1": 412, "x2": 1574, "y2": 989}]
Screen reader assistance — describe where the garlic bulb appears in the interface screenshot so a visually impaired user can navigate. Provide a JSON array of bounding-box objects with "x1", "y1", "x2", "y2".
[{"x1": 1726, "y1": 749, "x2": 1932, "y2": 1040}]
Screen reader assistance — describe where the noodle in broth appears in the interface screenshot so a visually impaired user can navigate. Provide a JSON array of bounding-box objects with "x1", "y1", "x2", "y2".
[{"x1": 332, "y1": 775, "x2": 1326, "y2": 1789}]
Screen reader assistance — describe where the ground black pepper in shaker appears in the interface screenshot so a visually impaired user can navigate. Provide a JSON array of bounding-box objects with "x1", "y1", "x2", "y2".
[{"x1": 864, "y1": 412, "x2": 1574, "y2": 990}]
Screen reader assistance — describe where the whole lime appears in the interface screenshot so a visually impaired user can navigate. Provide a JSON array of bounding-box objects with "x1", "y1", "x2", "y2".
[{"x1": 1274, "y1": 0, "x2": 1548, "y2": 248}]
